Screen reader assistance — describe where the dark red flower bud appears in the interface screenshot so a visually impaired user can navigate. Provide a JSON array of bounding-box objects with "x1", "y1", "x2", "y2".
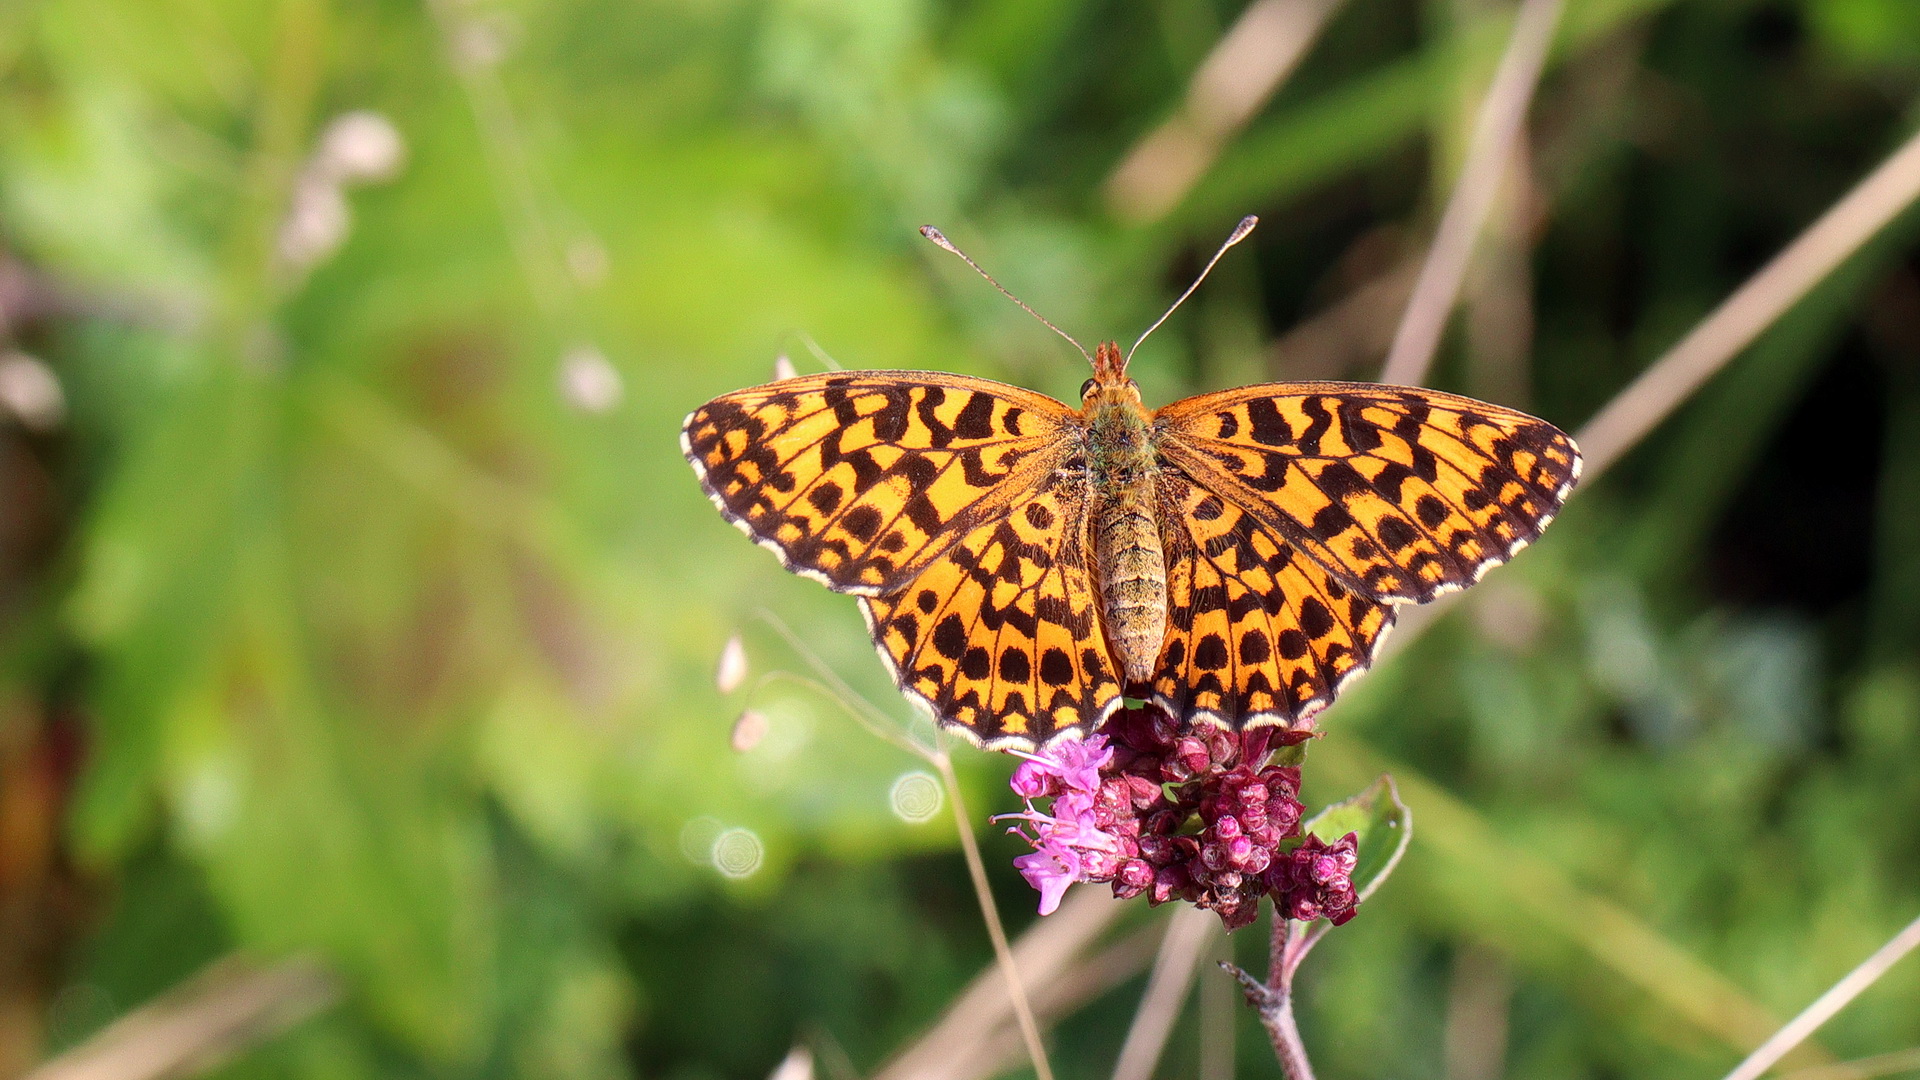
[
  {"x1": 1124, "y1": 774, "x2": 1162, "y2": 808},
  {"x1": 1151, "y1": 864, "x2": 1191, "y2": 904}
]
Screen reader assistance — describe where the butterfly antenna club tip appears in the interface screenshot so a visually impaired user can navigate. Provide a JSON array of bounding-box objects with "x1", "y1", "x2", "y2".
[
  {"x1": 1128, "y1": 215, "x2": 1260, "y2": 361},
  {"x1": 919, "y1": 224, "x2": 1092, "y2": 363}
]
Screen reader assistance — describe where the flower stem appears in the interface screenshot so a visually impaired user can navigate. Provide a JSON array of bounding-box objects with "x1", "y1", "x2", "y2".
[
  {"x1": 1270, "y1": 991, "x2": 1317, "y2": 1080},
  {"x1": 1224, "y1": 915, "x2": 1318, "y2": 1080},
  {"x1": 934, "y1": 750, "x2": 1056, "y2": 1080}
]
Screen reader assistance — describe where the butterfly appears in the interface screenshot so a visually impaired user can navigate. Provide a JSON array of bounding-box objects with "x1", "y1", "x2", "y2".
[{"x1": 682, "y1": 219, "x2": 1580, "y2": 749}]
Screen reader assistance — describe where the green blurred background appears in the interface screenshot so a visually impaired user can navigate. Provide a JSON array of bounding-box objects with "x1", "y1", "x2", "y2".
[{"x1": 1, "y1": 0, "x2": 1919, "y2": 1077}]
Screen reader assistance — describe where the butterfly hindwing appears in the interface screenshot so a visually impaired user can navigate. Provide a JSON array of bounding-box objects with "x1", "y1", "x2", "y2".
[
  {"x1": 860, "y1": 475, "x2": 1125, "y2": 748},
  {"x1": 1156, "y1": 382, "x2": 1580, "y2": 604},
  {"x1": 683, "y1": 372, "x2": 1077, "y2": 595},
  {"x1": 688, "y1": 365, "x2": 1580, "y2": 747},
  {"x1": 1150, "y1": 473, "x2": 1395, "y2": 733}
]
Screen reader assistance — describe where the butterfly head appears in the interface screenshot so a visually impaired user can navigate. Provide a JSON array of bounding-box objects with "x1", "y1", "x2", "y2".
[{"x1": 1081, "y1": 341, "x2": 1143, "y2": 411}]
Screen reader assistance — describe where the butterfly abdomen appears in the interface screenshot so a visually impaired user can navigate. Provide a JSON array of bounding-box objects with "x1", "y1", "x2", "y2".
[{"x1": 1087, "y1": 398, "x2": 1168, "y2": 685}]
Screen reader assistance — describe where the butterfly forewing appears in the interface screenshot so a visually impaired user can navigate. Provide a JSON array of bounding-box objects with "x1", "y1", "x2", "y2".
[
  {"x1": 683, "y1": 372, "x2": 1077, "y2": 595},
  {"x1": 686, "y1": 364, "x2": 1580, "y2": 749},
  {"x1": 1151, "y1": 475, "x2": 1395, "y2": 733},
  {"x1": 1155, "y1": 382, "x2": 1580, "y2": 604},
  {"x1": 860, "y1": 476, "x2": 1125, "y2": 748}
]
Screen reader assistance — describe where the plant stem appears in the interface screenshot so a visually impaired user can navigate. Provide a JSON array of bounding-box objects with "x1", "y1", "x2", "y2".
[
  {"x1": 1270, "y1": 991, "x2": 1317, "y2": 1080},
  {"x1": 1721, "y1": 911, "x2": 1920, "y2": 1080},
  {"x1": 934, "y1": 751, "x2": 1056, "y2": 1080},
  {"x1": 1378, "y1": 0, "x2": 1564, "y2": 387},
  {"x1": 1111, "y1": 907, "x2": 1217, "y2": 1080},
  {"x1": 1225, "y1": 915, "x2": 1318, "y2": 1080},
  {"x1": 1576, "y1": 124, "x2": 1920, "y2": 476}
]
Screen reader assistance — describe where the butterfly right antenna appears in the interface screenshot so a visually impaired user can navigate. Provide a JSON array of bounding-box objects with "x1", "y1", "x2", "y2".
[
  {"x1": 920, "y1": 226, "x2": 1093, "y2": 363},
  {"x1": 1127, "y1": 215, "x2": 1258, "y2": 362}
]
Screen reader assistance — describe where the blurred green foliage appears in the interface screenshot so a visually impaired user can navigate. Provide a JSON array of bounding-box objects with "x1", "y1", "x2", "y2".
[{"x1": 0, "y1": 0, "x2": 1917, "y2": 1079}]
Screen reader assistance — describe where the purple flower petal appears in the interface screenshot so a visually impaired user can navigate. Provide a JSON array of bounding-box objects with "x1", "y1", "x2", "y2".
[{"x1": 1013, "y1": 847, "x2": 1081, "y2": 915}]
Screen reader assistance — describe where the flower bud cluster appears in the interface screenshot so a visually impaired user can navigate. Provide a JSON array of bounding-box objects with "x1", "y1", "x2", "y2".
[
  {"x1": 1002, "y1": 706, "x2": 1356, "y2": 931},
  {"x1": 1267, "y1": 831, "x2": 1360, "y2": 925}
]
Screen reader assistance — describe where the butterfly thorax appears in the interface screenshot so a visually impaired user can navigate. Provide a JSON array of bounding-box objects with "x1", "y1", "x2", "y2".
[{"x1": 1082, "y1": 343, "x2": 1168, "y2": 685}]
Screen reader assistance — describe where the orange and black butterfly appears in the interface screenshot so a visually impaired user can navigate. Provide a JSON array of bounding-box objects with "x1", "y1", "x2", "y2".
[{"x1": 682, "y1": 219, "x2": 1580, "y2": 749}]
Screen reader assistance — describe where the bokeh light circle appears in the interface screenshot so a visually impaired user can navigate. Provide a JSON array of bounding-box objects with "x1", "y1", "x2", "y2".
[
  {"x1": 710, "y1": 827, "x2": 765, "y2": 878},
  {"x1": 889, "y1": 771, "x2": 943, "y2": 824}
]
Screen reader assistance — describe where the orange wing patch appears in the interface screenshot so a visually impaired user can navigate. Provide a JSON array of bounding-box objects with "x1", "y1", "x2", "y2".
[
  {"x1": 683, "y1": 372, "x2": 1076, "y2": 595},
  {"x1": 1150, "y1": 474, "x2": 1394, "y2": 733},
  {"x1": 860, "y1": 477, "x2": 1124, "y2": 749},
  {"x1": 1156, "y1": 382, "x2": 1579, "y2": 603}
]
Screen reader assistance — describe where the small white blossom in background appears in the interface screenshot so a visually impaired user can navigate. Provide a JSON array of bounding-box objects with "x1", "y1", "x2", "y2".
[
  {"x1": 559, "y1": 345, "x2": 623, "y2": 413},
  {"x1": 316, "y1": 111, "x2": 406, "y2": 185},
  {"x1": 773, "y1": 353, "x2": 797, "y2": 380},
  {"x1": 730, "y1": 709, "x2": 769, "y2": 753},
  {"x1": 714, "y1": 634, "x2": 749, "y2": 693},
  {"x1": 0, "y1": 352, "x2": 66, "y2": 432},
  {"x1": 767, "y1": 1046, "x2": 813, "y2": 1080},
  {"x1": 277, "y1": 111, "x2": 406, "y2": 274},
  {"x1": 277, "y1": 177, "x2": 350, "y2": 270},
  {"x1": 449, "y1": 12, "x2": 516, "y2": 69}
]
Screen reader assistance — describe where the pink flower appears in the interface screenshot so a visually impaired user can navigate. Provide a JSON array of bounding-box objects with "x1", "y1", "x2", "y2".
[
  {"x1": 999, "y1": 709, "x2": 1361, "y2": 931},
  {"x1": 997, "y1": 737, "x2": 1129, "y2": 914},
  {"x1": 1009, "y1": 735, "x2": 1113, "y2": 798},
  {"x1": 1012, "y1": 846, "x2": 1081, "y2": 915}
]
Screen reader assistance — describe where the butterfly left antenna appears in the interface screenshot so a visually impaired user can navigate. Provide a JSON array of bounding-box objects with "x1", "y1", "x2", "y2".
[
  {"x1": 1127, "y1": 215, "x2": 1259, "y2": 361},
  {"x1": 920, "y1": 226, "x2": 1093, "y2": 363}
]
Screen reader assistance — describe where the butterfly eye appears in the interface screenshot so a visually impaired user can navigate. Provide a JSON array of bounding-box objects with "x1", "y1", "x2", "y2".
[{"x1": 1080, "y1": 378, "x2": 1097, "y2": 398}]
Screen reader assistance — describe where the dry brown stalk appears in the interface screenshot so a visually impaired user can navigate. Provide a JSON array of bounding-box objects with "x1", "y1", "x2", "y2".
[
  {"x1": 1105, "y1": 0, "x2": 1346, "y2": 224},
  {"x1": 1462, "y1": 140, "x2": 1539, "y2": 406},
  {"x1": 1379, "y1": 0, "x2": 1565, "y2": 387},
  {"x1": 887, "y1": 910, "x2": 1165, "y2": 1080},
  {"x1": 1109, "y1": 907, "x2": 1219, "y2": 1080},
  {"x1": 1199, "y1": 932, "x2": 1238, "y2": 1080},
  {"x1": 1271, "y1": 253, "x2": 1425, "y2": 381},
  {"x1": 937, "y1": 926, "x2": 1169, "y2": 1080},
  {"x1": 933, "y1": 752, "x2": 1056, "y2": 1080},
  {"x1": 1575, "y1": 125, "x2": 1920, "y2": 476},
  {"x1": 874, "y1": 889, "x2": 1128, "y2": 1080},
  {"x1": 1720, "y1": 913, "x2": 1920, "y2": 1080},
  {"x1": 24, "y1": 956, "x2": 337, "y2": 1080}
]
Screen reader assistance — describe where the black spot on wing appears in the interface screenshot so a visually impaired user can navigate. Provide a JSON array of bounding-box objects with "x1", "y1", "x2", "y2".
[
  {"x1": 933, "y1": 616, "x2": 967, "y2": 660},
  {"x1": 1247, "y1": 399, "x2": 1292, "y2": 446},
  {"x1": 1194, "y1": 634, "x2": 1229, "y2": 670},
  {"x1": 954, "y1": 392, "x2": 996, "y2": 440},
  {"x1": 999, "y1": 647, "x2": 1031, "y2": 683},
  {"x1": 807, "y1": 482, "x2": 844, "y2": 514},
  {"x1": 1376, "y1": 515, "x2": 1417, "y2": 553},
  {"x1": 843, "y1": 505, "x2": 882, "y2": 541},
  {"x1": 1309, "y1": 503, "x2": 1356, "y2": 541},
  {"x1": 1039, "y1": 648, "x2": 1073, "y2": 686}
]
